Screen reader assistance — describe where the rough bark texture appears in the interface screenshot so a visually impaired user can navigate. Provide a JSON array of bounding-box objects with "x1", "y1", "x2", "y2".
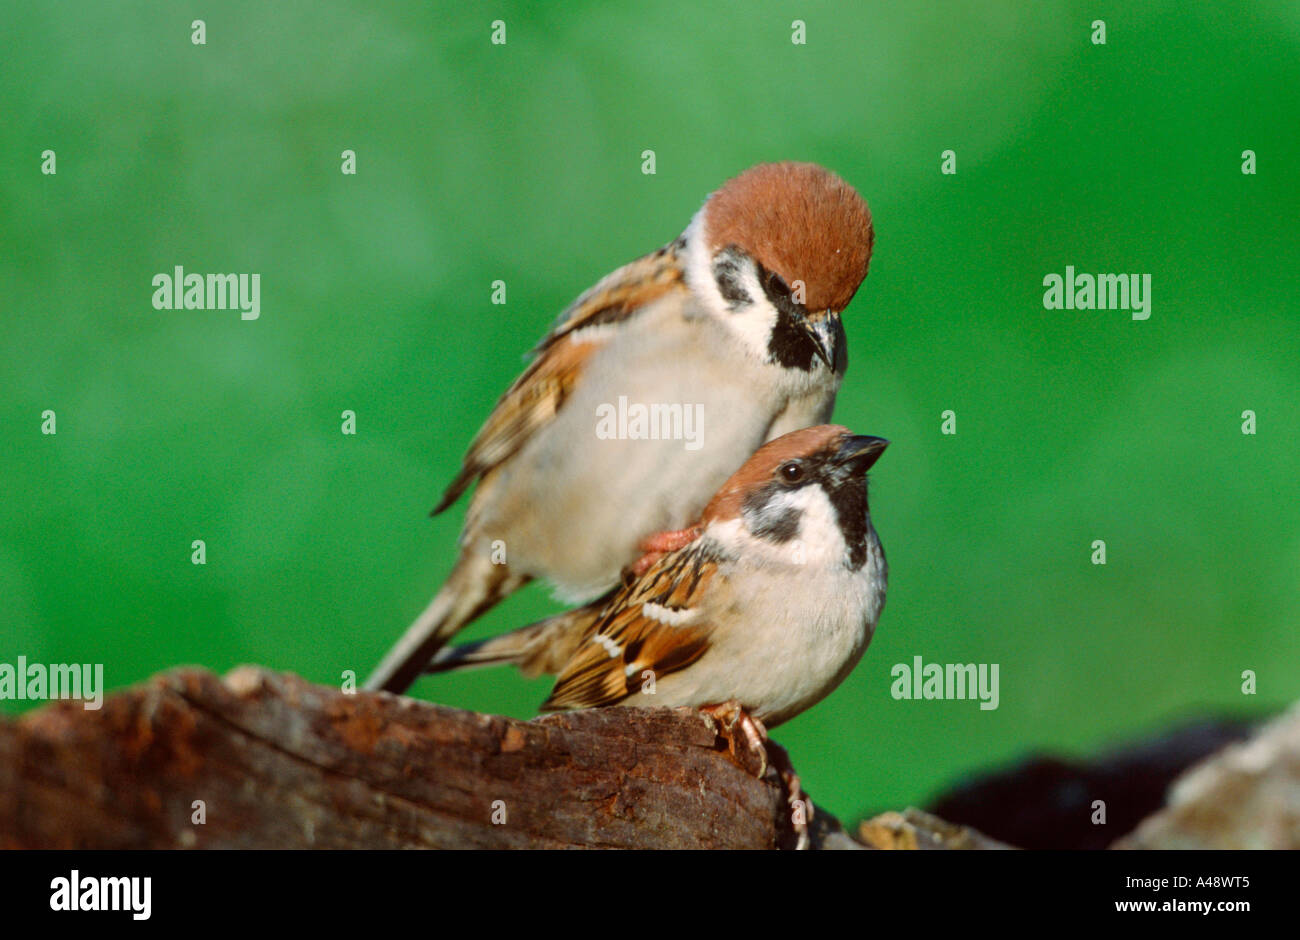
[
  {"x1": 5, "y1": 665, "x2": 1291, "y2": 850},
  {"x1": 0, "y1": 666, "x2": 867, "y2": 850}
]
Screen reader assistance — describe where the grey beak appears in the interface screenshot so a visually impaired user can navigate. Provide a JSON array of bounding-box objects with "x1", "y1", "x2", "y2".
[
  {"x1": 798, "y1": 311, "x2": 837, "y2": 369},
  {"x1": 833, "y1": 435, "x2": 889, "y2": 473}
]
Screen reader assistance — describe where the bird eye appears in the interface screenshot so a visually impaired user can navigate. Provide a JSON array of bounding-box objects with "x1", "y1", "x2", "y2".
[
  {"x1": 767, "y1": 272, "x2": 791, "y2": 298},
  {"x1": 778, "y1": 461, "x2": 805, "y2": 484}
]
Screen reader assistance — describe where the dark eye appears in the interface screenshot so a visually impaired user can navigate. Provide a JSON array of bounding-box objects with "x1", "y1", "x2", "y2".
[
  {"x1": 767, "y1": 272, "x2": 791, "y2": 299},
  {"x1": 778, "y1": 461, "x2": 805, "y2": 485}
]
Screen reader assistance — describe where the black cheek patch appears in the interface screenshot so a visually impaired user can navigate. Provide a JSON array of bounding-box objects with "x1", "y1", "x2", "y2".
[
  {"x1": 712, "y1": 247, "x2": 752, "y2": 309},
  {"x1": 742, "y1": 484, "x2": 802, "y2": 543}
]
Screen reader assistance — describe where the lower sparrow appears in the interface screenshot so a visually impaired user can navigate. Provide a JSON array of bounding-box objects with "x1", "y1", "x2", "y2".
[{"x1": 426, "y1": 425, "x2": 889, "y2": 845}]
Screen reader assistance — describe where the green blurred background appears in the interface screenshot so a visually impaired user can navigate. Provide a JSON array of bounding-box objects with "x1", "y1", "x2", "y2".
[{"x1": 3, "y1": 1, "x2": 1298, "y2": 822}]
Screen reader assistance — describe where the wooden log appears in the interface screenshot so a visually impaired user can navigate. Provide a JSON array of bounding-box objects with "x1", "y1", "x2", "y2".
[{"x1": 0, "y1": 666, "x2": 868, "y2": 849}]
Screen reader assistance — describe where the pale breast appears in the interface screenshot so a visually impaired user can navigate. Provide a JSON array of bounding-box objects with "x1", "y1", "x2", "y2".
[
  {"x1": 622, "y1": 529, "x2": 886, "y2": 726},
  {"x1": 477, "y1": 299, "x2": 826, "y2": 601}
]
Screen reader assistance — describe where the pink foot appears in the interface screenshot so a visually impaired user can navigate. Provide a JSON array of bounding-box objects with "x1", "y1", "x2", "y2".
[
  {"x1": 628, "y1": 526, "x2": 702, "y2": 577},
  {"x1": 700, "y1": 700, "x2": 813, "y2": 850}
]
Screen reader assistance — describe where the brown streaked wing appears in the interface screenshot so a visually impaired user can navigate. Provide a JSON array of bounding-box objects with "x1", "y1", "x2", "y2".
[
  {"x1": 432, "y1": 241, "x2": 686, "y2": 515},
  {"x1": 541, "y1": 537, "x2": 721, "y2": 711}
]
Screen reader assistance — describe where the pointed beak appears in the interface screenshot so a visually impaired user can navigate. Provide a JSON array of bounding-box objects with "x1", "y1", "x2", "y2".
[
  {"x1": 798, "y1": 310, "x2": 838, "y2": 369},
  {"x1": 833, "y1": 435, "x2": 889, "y2": 474}
]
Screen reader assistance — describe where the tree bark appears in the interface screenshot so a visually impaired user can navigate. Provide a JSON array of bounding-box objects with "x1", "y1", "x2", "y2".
[{"x1": 0, "y1": 666, "x2": 869, "y2": 849}]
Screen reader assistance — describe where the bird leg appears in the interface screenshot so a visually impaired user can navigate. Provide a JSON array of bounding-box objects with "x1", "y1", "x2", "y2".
[
  {"x1": 700, "y1": 699, "x2": 769, "y2": 776},
  {"x1": 699, "y1": 700, "x2": 814, "y2": 850}
]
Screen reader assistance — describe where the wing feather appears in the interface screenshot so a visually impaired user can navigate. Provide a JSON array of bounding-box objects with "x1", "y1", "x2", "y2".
[
  {"x1": 541, "y1": 537, "x2": 723, "y2": 711},
  {"x1": 432, "y1": 240, "x2": 686, "y2": 515}
]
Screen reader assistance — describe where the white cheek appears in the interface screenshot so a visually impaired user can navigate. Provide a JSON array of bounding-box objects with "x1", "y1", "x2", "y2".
[
  {"x1": 682, "y1": 210, "x2": 779, "y2": 364},
  {"x1": 711, "y1": 487, "x2": 852, "y2": 569},
  {"x1": 682, "y1": 211, "x2": 719, "y2": 308},
  {"x1": 772, "y1": 487, "x2": 848, "y2": 567},
  {"x1": 724, "y1": 281, "x2": 779, "y2": 361}
]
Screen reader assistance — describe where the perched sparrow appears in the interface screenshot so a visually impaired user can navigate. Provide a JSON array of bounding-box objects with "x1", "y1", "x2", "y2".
[
  {"x1": 425, "y1": 425, "x2": 889, "y2": 732},
  {"x1": 366, "y1": 163, "x2": 874, "y2": 693}
]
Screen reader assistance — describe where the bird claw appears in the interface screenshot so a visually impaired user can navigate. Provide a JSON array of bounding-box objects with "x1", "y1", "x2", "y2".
[
  {"x1": 700, "y1": 701, "x2": 813, "y2": 850},
  {"x1": 700, "y1": 699, "x2": 768, "y2": 776}
]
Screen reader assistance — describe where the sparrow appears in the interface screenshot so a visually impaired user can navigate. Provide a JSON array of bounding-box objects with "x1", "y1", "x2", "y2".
[
  {"x1": 425, "y1": 425, "x2": 888, "y2": 847},
  {"x1": 426, "y1": 425, "x2": 889, "y2": 729},
  {"x1": 366, "y1": 162, "x2": 875, "y2": 694}
]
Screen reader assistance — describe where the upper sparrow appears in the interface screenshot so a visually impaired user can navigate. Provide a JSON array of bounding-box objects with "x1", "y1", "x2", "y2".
[
  {"x1": 367, "y1": 162, "x2": 874, "y2": 693},
  {"x1": 425, "y1": 424, "x2": 889, "y2": 730}
]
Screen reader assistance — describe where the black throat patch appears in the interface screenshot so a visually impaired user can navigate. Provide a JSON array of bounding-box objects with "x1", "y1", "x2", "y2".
[
  {"x1": 711, "y1": 247, "x2": 844, "y2": 374},
  {"x1": 758, "y1": 264, "x2": 841, "y2": 373},
  {"x1": 741, "y1": 463, "x2": 871, "y2": 570},
  {"x1": 828, "y1": 476, "x2": 870, "y2": 570}
]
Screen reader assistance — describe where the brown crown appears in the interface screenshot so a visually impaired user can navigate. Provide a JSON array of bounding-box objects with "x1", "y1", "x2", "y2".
[
  {"x1": 703, "y1": 162, "x2": 873, "y2": 313},
  {"x1": 702, "y1": 425, "x2": 851, "y2": 523}
]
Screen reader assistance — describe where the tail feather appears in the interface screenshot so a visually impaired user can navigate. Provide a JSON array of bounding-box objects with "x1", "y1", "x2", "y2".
[
  {"x1": 426, "y1": 605, "x2": 603, "y2": 680},
  {"x1": 364, "y1": 554, "x2": 526, "y2": 694}
]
